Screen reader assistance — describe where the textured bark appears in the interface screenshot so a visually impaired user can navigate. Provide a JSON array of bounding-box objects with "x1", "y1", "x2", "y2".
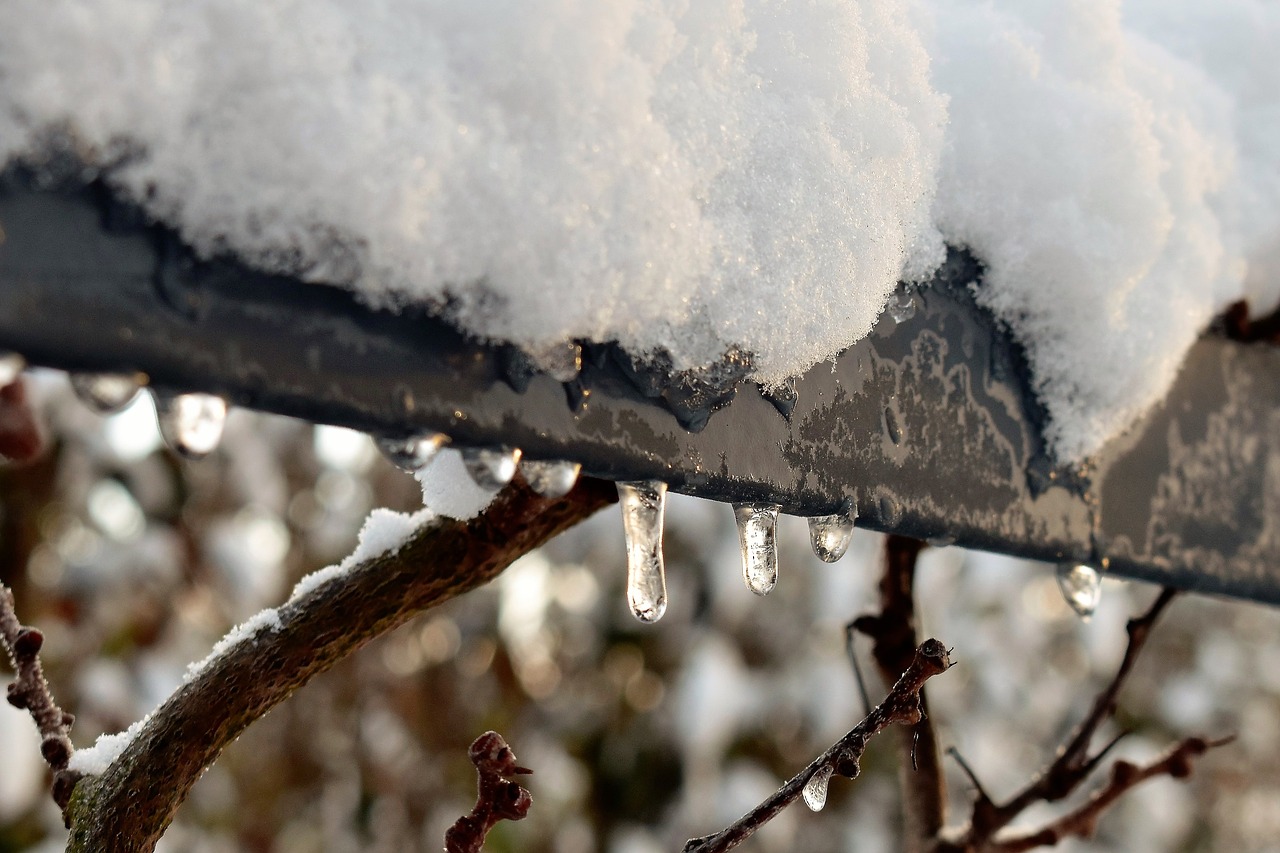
[{"x1": 62, "y1": 477, "x2": 617, "y2": 853}]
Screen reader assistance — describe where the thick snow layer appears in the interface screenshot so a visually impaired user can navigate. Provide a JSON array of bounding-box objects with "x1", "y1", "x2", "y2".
[{"x1": 2, "y1": 1, "x2": 1278, "y2": 460}]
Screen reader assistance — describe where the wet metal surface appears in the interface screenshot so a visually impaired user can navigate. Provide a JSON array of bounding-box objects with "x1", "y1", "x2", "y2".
[{"x1": 2, "y1": 174, "x2": 1278, "y2": 603}]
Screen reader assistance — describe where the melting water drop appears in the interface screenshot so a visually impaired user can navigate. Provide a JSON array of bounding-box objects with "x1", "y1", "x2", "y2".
[
  {"x1": 803, "y1": 765, "x2": 833, "y2": 812},
  {"x1": 461, "y1": 447, "x2": 522, "y2": 490},
  {"x1": 521, "y1": 459, "x2": 581, "y2": 498},
  {"x1": 155, "y1": 392, "x2": 228, "y2": 459},
  {"x1": 71, "y1": 372, "x2": 144, "y2": 415},
  {"x1": 618, "y1": 481, "x2": 667, "y2": 623},
  {"x1": 1056, "y1": 563, "x2": 1102, "y2": 619},
  {"x1": 734, "y1": 503, "x2": 780, "y2": 596},
  {"x1": 808, "y1": 507, "x2": 857, "y2": 563},
  {"x1": 888, "y1": 287, "x2": 917, "y2": 323},
  {"x1": 0, "y1": 351, "x2": 25, "y2": 386},
  {"x1": 376, "y1": 433, "x2": 448, "y2": 472}
]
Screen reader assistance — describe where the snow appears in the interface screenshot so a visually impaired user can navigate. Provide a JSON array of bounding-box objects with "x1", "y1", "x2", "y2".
[
  {"x1": 414, "y1": 450, "x2": 499, "y2": 521},
  {"x1": 289, "y1": 506, "x2": 434, "y2": 602},
  {"x1": 1, "y1": 1, "x2": 1278, "y2": 459},
  {"x1": 68, "y1": 713, "x2": 151, "y2": 776}
]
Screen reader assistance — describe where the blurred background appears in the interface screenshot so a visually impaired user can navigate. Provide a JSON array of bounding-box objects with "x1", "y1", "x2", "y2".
[{"x1": 2, "y1": 370, "x2": 1279, "y2": 853}]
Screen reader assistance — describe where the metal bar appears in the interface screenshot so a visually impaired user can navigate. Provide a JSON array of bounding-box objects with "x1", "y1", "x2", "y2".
[{"x1": 2, "y1": 171, "x2": 1278, "y2": 603}]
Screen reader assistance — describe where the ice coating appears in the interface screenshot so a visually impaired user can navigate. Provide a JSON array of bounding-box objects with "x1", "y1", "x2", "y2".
[
  {"x1": 802, "y1": 764, "x2": 833, "y2": 812},
  {"x1": 520, "y1": 459, "x2": 581, "y2": 499},
  {"x1": 376, "y1": 432, "x2": 447, "y2": 473},
  {"x1": 1055, "y1": 563, "x2": 1103, "y2": 620},
  {"x1": 461, "y1": 447, "x2": 521, "y2": 491},
  {"x1": 733, "y1": 503, "x2": 780, "y2": 596},
  {"x1": 70, "y1": 372, "x2": 143, "y2": 415},
  {"x1": 617, "y1": 481, "x2": 668, "y2": 624}
]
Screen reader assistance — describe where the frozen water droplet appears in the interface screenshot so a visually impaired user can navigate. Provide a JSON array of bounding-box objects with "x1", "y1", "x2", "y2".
[
  {"x1": 888, "y1": 287, "x2": 917, "y2": 323},
  {"x1": 70, "y1": 372, "x2": 143, "y2": 414},
  {"x1": 1056, "y1": 563, "x2": 1102, "y2": 619},
  {"x1": 530, "y1": 341, "x2": 583, "y2": 382},
  {"x1": 376, "y1": 433, "x2": 447, "y2": 472},
  {"x1": 618, "y1": 481, "x2": 667, "y2": 623},
  {"x1": 808, "y1": 508, "x2": 856, "y2": 563},
  {"x1": 521, "y1": 459, "x2": 581, "y2": 498},
  {"x1": 461, "y1": 447, "x2": 521, "y2": 489},
  {"x1": 156, "y1": 392, "x2": 228, "y2": 459},
  {"x1": 803, "y1": 765, "x2": 832, "y2": 812},
  {"x1": 927, "y1": 533, "x2": 957, "y2": 548},
  {"x1": 734, "y1": 503, "x2": 780, "y2": 596},
  {"x1": 0, "y1": 352, "x2": 26, "y2": 386}
]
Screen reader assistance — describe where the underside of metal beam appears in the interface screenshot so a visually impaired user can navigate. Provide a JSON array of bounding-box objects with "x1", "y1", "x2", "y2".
[{"x1": 2, "y1": 168, "x2": 1278, "y2": 603}]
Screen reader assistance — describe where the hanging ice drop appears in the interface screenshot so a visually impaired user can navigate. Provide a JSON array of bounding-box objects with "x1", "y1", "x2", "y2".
[
  {"x1": 802, "y1": 764, "x2": 833, "y2": 812},
  {"x1": 156, "y1": 392, "x2": 228, "y2": 459},
  {"x1": 617, "y1": 481, "x2": 668, "y2": 623},
  {"x1": 461, "y1": 447, "x2": 522, "y2": 489},
  {"x1": 807, "y1": 506, "x2": 857, "y2": 563},
  {"x1": 734, "y1": 503, "x2": 780, "y2": 596},
  {"x1": 0, "y1": 351, "x2": 25, "y2": 386},
  {"x1": 520, "y1": 459, "x2": 581, "y2": 498},
  {"x1": 376, "y1": 433, "x2": 447, "y2": 472},
  {"x1": 1056, "y1": 563, "x2": 1102, "y2": 619},
  {"x1": 70, "y1": 372, "x2": 144, "y2": 414}
]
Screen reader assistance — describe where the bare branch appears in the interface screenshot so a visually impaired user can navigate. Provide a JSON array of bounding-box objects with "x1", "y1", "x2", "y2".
[
  {"x1": 1, "y1": 581, "x2": 77, "y2": 810},
  {"x1": 444, "y1": 731, "x2": 534, "y2": 853},
  {"x1": 682, "y1": 638, "x2": 954, "y2": 853},
  {"x1": 61, "y1": 477, "x2": 617, "y2": 853}
]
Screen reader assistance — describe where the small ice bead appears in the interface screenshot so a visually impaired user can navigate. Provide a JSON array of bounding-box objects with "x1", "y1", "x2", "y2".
[
  {"x1": 807, "y1": 509, "x2": 856, "y2": 563},
  {"x1": 888, "y1": 287, "x2": 916, "y2": 323},
  {"x1": 377, "y1": 432, "x2": 447, "y2": 472},
  {"x1": 70, "y1": 372, "x2": 144, "y2": 414},
  {"x1": 0, "y1": 351, "x2": 25, "y2": 386},
  {"x1": 734, "y1": 503, "x2": 780, "y2": 596},
  {"x1": 155, "y1": 392, "x2": 228, "y2": 459},
  {"x1": 1056, "y1": 563, "x2": 1102, "y2": 619},
  {"x1": 617, "y1": 480, "x2": 668, "y2": 623},
  {"x1": 461, "y1": 447, "x2": 522, "y2": 489},
  {"x1": 520, "y1": 459, "x2": 581, "y2": 498},
  {"x1": 803, "y1": 764, "x2": 832, "y2": 812}
]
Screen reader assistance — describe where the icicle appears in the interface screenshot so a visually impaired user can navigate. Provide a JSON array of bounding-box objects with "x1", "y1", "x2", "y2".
[
  {"x1": 520, "y1": 459, "x2": 581, "y2": 498},
  {"x1": 888, "y1": 286, "x2": 917, "y2": 323},
  {"x1": 461, "y1": 447, "x2": 522, "y2": 489},
  {"x1": 617, "y1": 481, "x2": 668, "y2": 623},
  {"x1": 734, "y1": 503, "x2": 780, "y2": 596},
  {"x1": 70, "y1": 372, "x2": 144, "y2": 414},
  {"x1": 0, "y1": 351, "x2": 25, "y2": 386},
  {"x1": 376, "y1": 432, "x2": 448, "y2": 472},
  {"x1": 1056, "y1": 563, "x2": 1102, "y2": 619},
  {"x1": 155, "y1": 392, "x2": 228, "y2": 459},
  {"x1": 803, "y1": 764, "x2": 832, "y2": 812},
  {"x1": 807, "y1": 505, "x2": 857, "y2": 563}
]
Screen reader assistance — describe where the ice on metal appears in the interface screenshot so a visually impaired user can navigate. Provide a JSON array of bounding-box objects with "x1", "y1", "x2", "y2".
[
  {"x1": 155, "y1": 392, "x2": 228, "y2": 459},
  {"x1": 803, "y1": 764, "x2": 832, "y2": 812},
  {"x1": 1056, "y1": 563, "x2": 1102, "y2": 620},
  {"x1": 71, "y1": 372, "x2": 144, "y2": 415},
  {"x1": 520, "y1": 458, "x2": 581, "y2": 499},
  {"x1": 808, "y1": 507, "x2": 857, "y2": 563},
  {"x1": 376, "y1": 432, "x2": 447, "y2": 472},
  {"x1": 734, "y1": 503, "x2": 780, "y2": 596},
  {"x1": 617, "y1": 480, "x2": 668, "y2": 624},
  {"x1": 461, "y1": 447, "x2": 521, "y2": 490}
]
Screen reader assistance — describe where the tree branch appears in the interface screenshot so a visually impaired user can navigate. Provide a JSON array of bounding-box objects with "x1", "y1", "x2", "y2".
[
  {"x1": 444, "y1": 731, "x2": 534, "y2": 853},
  {"x1": 851, "y1": 534, "x2": 946, "y2": 851},
  {"x1": 682, "y1": 638, "x2": 954, "y2": 853},
  {"x1": 61, "y1": 476, "x2": 617, "y2": 853}
]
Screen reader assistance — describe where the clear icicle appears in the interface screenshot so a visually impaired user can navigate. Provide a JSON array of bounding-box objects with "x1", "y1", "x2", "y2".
[
  {"x1": 808, "y1": 507, "x2": 857, "y2": 563},
  {"x1": 461, "y1": 447, "x2": 522, "y2": 490},
  {"x1": 376, "y1": 432, "x2": 448, "y2": 472},
  {"x1": 70, "y1": 372, "x2": 144, "y2": 414},
  {"x1": 803, "y1": 765, "x2": 832, "y2": 812},
  {"x1": 155, "y1": 392, "x2": 228, "y2": 459},
  {"x1": 0, "y1": 351, "x2": 26, "y2": 386},
  {"x1": 734, "y1": 503, "x2": 780, "y2": 596},
  {"x1": 618, "y1": 481, "x2": 668, "y2": 623},
  {"x1": 1056, "y1": 563, "x2": 1102, "y2": 619},
  {"x1": 520, "y1": 459, "x2": 581, "y2": 498}
]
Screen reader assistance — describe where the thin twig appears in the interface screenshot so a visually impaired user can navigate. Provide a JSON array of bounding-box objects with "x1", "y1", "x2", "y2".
[
  {"x1": 845, "y1": 621, "x2": 873, "y2": 717},
  {"x1": 445, "y1": 731, "x2": 534, "y2": 853},
  {"x1": 682, "y1": 638, "x2": 954, "y2": 853},
  {"x1": 1, "y1": 582, "x2": 78, "y2": 811}
]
